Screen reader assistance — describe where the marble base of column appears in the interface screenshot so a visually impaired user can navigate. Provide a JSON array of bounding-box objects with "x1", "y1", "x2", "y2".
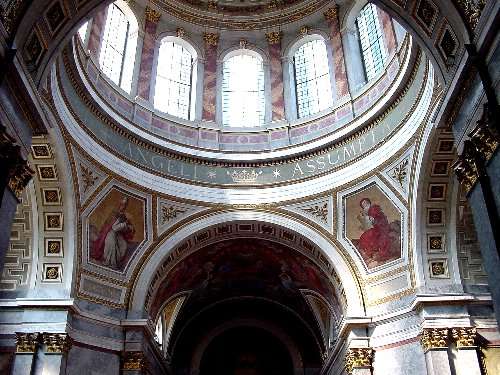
[
  {"x1": 455, "y1": 348, "x2": 481, "y2": 375},
  {"x1": 11, "y1": 353, "x2": 36, "y2": 375},
  {"x1": 351, "y1": 367, "x2": 372, "y2": 375},
  {"x1": 424, "y1": 349, "x2": 452, "y2": 375}
]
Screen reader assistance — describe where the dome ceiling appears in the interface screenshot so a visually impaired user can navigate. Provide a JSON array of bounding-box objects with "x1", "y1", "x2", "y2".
[{"x1": 151, "y1": 0, "x2": 330, "y2": 30}]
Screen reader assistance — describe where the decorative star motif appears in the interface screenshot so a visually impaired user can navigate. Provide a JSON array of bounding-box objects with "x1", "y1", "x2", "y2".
[
  {"x1": 207, "y1": 170, "x2": 217, "y2": 179},
  {"x1": 272, "y1": 168, "x2": 281, "y2": 179}
]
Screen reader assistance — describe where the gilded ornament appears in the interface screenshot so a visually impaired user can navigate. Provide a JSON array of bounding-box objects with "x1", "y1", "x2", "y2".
[
  {"x1": 345, "y1": 348, "x2": 373, "y2": 374},
  {"x1": 176, "y1": 27, "x2": 185, "y2": 38},
  {"x1": 227, "y1": 169, "x2": 262, "y2": 183},
  {"x1": 455, "y1": 0, "x2": 485, "y2": 30},
  {"x1": 8, "y1": 162, "x2": 34, "y2": 199},
  {"x1": 390, "y1": 158, "x2": 409, "y2": 188},
  {"x1": 451, "y1": 327, "x2": 477, "y2": 348},
  {"x1": 145, "y1": 7, "x2": 161, "y2": 23},
  {"x1": 15, "y1": 332, "x2": 39, "y2": 353},
  {"x1": 203, "y1": 32, "x2": 219, "y2": 47},
  {"x1": 469, "y1": 121, "x2": 499, "y2": 163},
  {"x1": 421, "y1": 328, "x2": 449, "y2": 351},
  {"x1": 81, "y1": 165, "x2": 98, "y2": 193},
  {"x1": 266, "y1": 31, "x2": 282, "y2": 45},
  {"x1": 239, "y1": 39, "x2": 248, "y2": 49},
  {"x1": 42, "y1": 333, "x2": 71, "y2": 353},
  {"x1": 323, "y1": 6, "x2": 339, "y2": 22},
  {"x1": 453, "y1": 141, "x2": 480, "y2": 195},
  {"x1": 303, "y1": 203, "x2": 329, "y2": 224},
  {"x1": 122, "y1": 351, "x2": 145, "y2": 370},
  {"x1": 299, "y1": 25, "x2": 309, "y2": 36},
  {"x1": 162, "y1": 205, "x2": 187, "y2": 223}
]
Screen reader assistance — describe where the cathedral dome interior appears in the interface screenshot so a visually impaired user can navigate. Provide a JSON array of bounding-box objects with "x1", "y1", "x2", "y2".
[{"x1": 0, "y1": 0, "x2": 499, "y2": 374}]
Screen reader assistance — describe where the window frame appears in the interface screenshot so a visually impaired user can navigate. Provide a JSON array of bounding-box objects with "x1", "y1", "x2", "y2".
[
  {"x1": 152, "y1": 36, "x2": 198, "y2": 121},
  {"x1": 291, "y1": 36, "x2": 334, "y2": 119},
  {"x1": 220, "y1": 48, "x2": 267, "y2": 128}
]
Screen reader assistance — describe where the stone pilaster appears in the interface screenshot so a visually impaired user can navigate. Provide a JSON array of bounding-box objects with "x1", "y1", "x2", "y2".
[
  {"x1": 202, "y1": 33, "x2": 219, "y2": 122},
  {"x1": 376, "y1": 7, "x2": 397, "y2": 55},
  {"x1": 11, "y1": 333, "x2": 40, "y2": 375},
  {"x1": 324, "y1": 6, "x2": 350, "y2": 98},
  {"x1": 40, "y1": 333, "x2": 72, "y2": 375},
  {"x1": 420, "y1": 328, "x2": 452, "y2": 375},
  {"x1": 451, "y1": 327, "x2": 482, "y2": 375},
  {"x1": 136, "y1": 7, "x2": 162, "y2": 100},
  {"x1": 87, "y1": 7, "x2": 108, "y2": 59},
  {"x1": 345, "y1": 347, "x2": 373, "y2": 375},
  {"x1": 266, "y1": 32, "x2": 285, "y2": 121}
]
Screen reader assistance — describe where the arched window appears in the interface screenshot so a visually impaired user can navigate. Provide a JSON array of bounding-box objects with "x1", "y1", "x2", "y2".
[
  {"x1": 293, "y1": 38, "x2": 333, "y2": 119},
  {"x1": 78, "y1": 21, "x2": 89, "y2": 43},
  {"x1": 99, "y1": 2, "x2": 138, "y2": 93},
  {"x1": 222, "y1": 51, "x2": 265, "y2": 127},
  {"x1": 356, "y1": 3, "x2": 387, "y2": 81},
  {"x1": 154, "y1": 39, "x2": 197, "y2": 120}
]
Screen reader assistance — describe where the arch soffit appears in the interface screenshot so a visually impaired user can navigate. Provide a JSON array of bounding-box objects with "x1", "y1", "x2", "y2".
[
  {"x1": 129, "y1": 211, "x2": 365, "y2": 317},
  {"x1": 218, "y1": 44, "x2": 270, "y2": 65},
  {"x1": 155, "y1": 33, "x2": 201, "y2": 60}
]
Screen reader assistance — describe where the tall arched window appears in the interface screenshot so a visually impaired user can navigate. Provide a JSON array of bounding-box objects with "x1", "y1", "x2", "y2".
[
  {"x1": 78, "y1": 21, "x2": 89, "y2": 43},
  {"x1": 293, "y1": 38, "x2": 333, "y2": 119},
  {"x1": 356, "y1": 3, "x2": 387, "y2": 81},
  {"x1": 222, "y1": 51, "x2": 265, "y2": 127},
  {"x1": 154, "y1": 39, "x2": 197, "y2": 120},
  {"x1": 99, "y1": 2, "x2": 138, "y2": 93}
]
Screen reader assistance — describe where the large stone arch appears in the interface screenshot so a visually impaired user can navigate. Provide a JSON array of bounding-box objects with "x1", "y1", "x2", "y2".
[
  {"x1": 129, "y1": 211, "x2": 365, "y2": 319},
  {"x1": 5, "y1": 0, "x2": 477, "y2": 87}
]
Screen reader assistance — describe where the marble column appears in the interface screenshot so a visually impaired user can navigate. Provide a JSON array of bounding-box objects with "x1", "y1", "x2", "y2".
[
  {"x1": 136, "y1": 7, "x2": 161, "y2": 101},
  {"x1": 454, "y1": 121, "x2": 500, "y2": 326},
  {"x1": 0, "y1": 126, "x2": 33, "y2": 276},
  {"x1": 376, "y1": 7, "x2": 397, "y2": 56},
  {"x1": 266, "y1": 32, "x2": 285, "y2": 122},
  {"x1": 451, "y1": 328, "x2": 482, "y2": 375},
  {"x1": 11, "y1": 333, "x2": 40, "y2": 375},
  {"x1": 87, "y1": 7, "x2": 108, "y2": 59},
  {"x1": 201, "y1": 33, "x2": 219, "y2": 122},
  {"x1": 38, "y1": 333, "x2": 71, "y2": 375},
  {"x1": 345, "y1": 347, "x2": 373, "y2": 375},
  {"x1": 324, "y1": 6, "x2": 350, "y2": 98},
  {"x1": 420, "y1": 328, "x2": 452, "y2": 375}
]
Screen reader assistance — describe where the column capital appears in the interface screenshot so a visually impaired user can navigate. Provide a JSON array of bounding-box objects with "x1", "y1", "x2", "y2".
[
  {"x1": 345, "y1": 347, "x2": 373, "y2": 374},
  {"x1": 203, "y1": 32, "x2": 219, "y2": 47},
  {"x1": 42, "y1": 332, "x2": 71, "y2": 354},
  {"x1": 451, "y1": 327, "x2": 478, "y2": 349},
  {"x1": 324, "y1": 5, "x2": 339, "y2": 22},
  {"x1": 15, "y1": 332, "x2": 40, "y2": 353},
  {"x1": 145, "y1": 7, "x2": 162, "y2": 23},
  {"x1": 420, "y1": 328, "x2": 449, "y2": 351},
  {"x1": 266, "y1": 31, "x2": 282, "y2": 45},
  {"x1": 122, "y1": 351, "x2": 146, "y2": 371}
]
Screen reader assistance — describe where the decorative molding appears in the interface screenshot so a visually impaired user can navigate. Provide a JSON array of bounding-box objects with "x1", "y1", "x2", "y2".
[
  {"x1": 15, "y1": 332, "x2": 39, "y2": 353},
  {"x1": 42, "y1": 333, "x2": 71, "y2": 353},
  {"x1": 176, "y1": 27, "x2": 185, "y2": 38},
  {"x1": 454, "y1": 0, "x2": 485, "y2": 30},
  {"x1": 421, "y1": 328, "x2": 449, "y2": 351},
  {"x1": 345, "y1": 348, "x2": 373, "y2": 374},
  {"x1": 451, "y1": 327, "x2": 477, "y2": 348},
  {"x1": 161, "y1": 205, "x2": 187, "y2": 224},
  {"x1": 302, "y1": 203, "x2": 329, "y2": 224},
  {"x1": 323, "y1": 6, "x2": 339, "y2": 22},
  {"x1": 299, "y1": 25, "x2": 310, "y2": 36}
]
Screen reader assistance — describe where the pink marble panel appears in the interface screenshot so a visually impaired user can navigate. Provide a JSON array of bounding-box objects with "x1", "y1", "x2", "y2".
[
  {"x1": 268, "y1": 42, "x2": 285, "y2": 121},
  {"x1": 152, "y1": 117, "x2": 169, "y2": 130},
  {"x1": 200, "y1": 130, "x2": 217, "y2": 141},
  {"x1": 327, "y1": 12, "x2": 349, "y2": 98},
  {"x1": 137, "y1": 16, "x2": 159, "y2": 100},
  {"x1": 87, "y1": 9, "x2": 107, "y2": 58},
  {"x1": 377, "y1": 8, "x2": 397, "y2": 55},
  {"x1": 202, "y1": 42, "x2": 218, "y2": 121},
  {"x1": 271, "y1": 130, "x2": 288, "y2": 140}
]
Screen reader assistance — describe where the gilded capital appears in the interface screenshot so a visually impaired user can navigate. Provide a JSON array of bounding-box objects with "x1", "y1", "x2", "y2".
[
  {"x1": 42, "y1": 333, "x2": 71, "y2": 353},
  {"x1": 453, "y1": 141, "x2": 480, "y2": 195},
  {"x1": 299, "y1": 25, "x2": 310, "y2": 36},
  {"x1": 203, "y1": 32, "x2": 219, "y2": 47},
  {"x1": 345, "y1": 348, "x2": 373, "y2": 374},
  {"x1": 8, "y1": 161, "x2": 34, "y2": 199},
  {"x1": 420, "y1": 328, "x2": 449, "y2": 351},
  {"x1": 15, "y1": 332, "x2": 39, "y2": 353},
  {"x1": 145, "y1": 7, "x2": 161, "y2": 23},
  {"x1": 451, "y1": 327, "x2": 477, "y2": 348},
  {"x1": 176, "y1": 27, "x2": 186, "y2": 38},
  {"x1": 469, "y1": 121, "x2": 499, "y2": 163},
  {"x1": 324, "y1": 6, "x2": 339, "y2": 22},
  {"x1": 123, "y1": 351, "x2": 145, "y2": 370},
  {"x1": 266, "y1": 31, "x2": 282, "y2": 45}
]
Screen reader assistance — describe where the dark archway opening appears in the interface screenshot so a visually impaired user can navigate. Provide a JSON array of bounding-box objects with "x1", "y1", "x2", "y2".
[{"x1": 200, "y1": 326, "x2": 293, "y2": 375}]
